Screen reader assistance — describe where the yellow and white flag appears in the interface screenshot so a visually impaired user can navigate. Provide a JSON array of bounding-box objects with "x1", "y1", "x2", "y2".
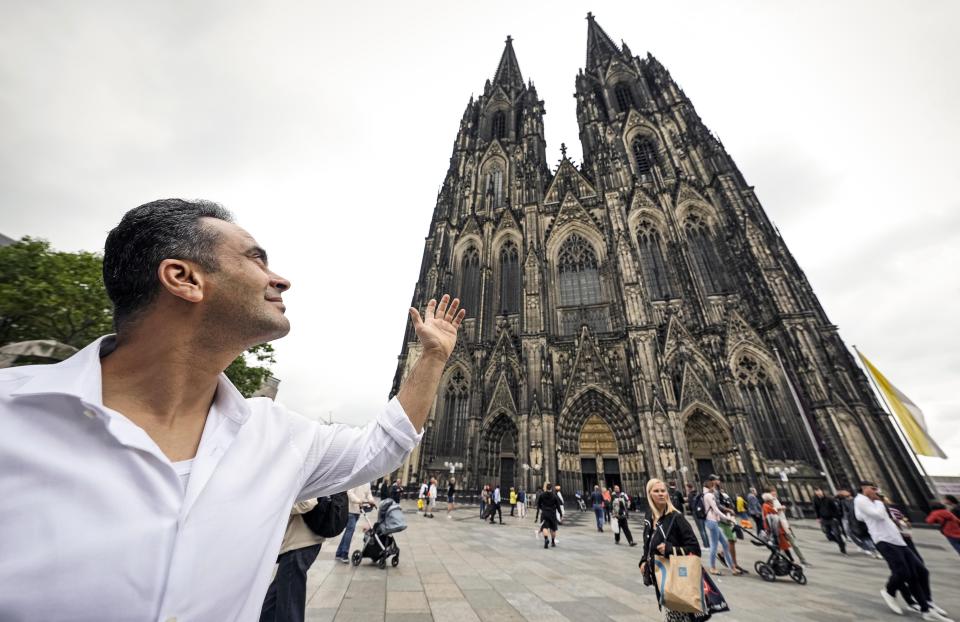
[{"x1": 857, "y1": 350, "x2": 947, "y2": 459}]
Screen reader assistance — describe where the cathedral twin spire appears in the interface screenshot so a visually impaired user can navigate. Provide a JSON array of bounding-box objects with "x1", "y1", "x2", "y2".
[{"x1": 489, "y1": 14, "x2": 626, "y2": 87}]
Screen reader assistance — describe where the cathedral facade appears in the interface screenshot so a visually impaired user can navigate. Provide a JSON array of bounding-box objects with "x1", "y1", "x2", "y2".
[{"x1": 390, "y1": 14, "x2": 929, "y2": 508}]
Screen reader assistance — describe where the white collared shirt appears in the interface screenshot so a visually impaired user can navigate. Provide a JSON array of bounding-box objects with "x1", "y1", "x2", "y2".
[
  {"x1": 0, "y1": 337, "x2": 422, "y2": 621},
  {"x1": 854, "y1": 493, "x2": 906, "y2": 547}
]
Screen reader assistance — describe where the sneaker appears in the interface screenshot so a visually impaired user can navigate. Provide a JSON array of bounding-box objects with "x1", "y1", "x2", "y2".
[
  {"x1": 929, "y1": 603, "x2": 951, "y2": 617},
  {"x1": 880, "y1": 590, "x2": 903, "y2": 615},
  {"x1": 629, "y1": 542, "x2": 638, "y2": 547},
  {"x1": 922, "y1": 612, "x2": 954, "y2": 622},
  {"x1": 336, "y1": 557, "x2": 349, "y2": 564}
]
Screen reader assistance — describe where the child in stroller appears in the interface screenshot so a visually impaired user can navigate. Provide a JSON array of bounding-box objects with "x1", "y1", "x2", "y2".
[{"x1": 351, "y1": 498, "x2": 407, "y2": 569}]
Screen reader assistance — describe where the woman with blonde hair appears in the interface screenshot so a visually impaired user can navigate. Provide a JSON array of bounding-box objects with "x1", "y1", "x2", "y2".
[{"x1": 639, "y1": 479, "x2": 702, "y2": 621}]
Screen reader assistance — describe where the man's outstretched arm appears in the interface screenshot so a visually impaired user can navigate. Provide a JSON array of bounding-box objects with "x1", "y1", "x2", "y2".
[{"x1": 396, "y1": 294, "x2": 465, "y2": 433}]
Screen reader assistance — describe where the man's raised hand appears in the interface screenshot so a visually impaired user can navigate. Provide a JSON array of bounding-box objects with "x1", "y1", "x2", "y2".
[{"x1": 409, "y1": 294, "x2": 466, "y2": 362}]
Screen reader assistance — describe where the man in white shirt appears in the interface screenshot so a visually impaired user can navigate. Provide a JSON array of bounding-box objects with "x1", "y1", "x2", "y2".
[
  {"x1": 854, "y1": 480, "x2": 951, "y2": 621},
  {"x1": 0, "y1": 199, "x2": 467, "y2": 621}
]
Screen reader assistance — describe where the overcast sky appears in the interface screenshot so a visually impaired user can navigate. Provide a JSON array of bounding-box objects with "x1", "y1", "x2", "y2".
[{"x1": 2, "y1": 1, "x2": 957, "y2": 478}]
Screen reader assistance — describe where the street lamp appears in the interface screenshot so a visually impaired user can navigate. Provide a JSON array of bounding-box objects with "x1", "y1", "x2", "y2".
[{"x1": 443, "y1": 461, "x2": 463, "y2": 476}]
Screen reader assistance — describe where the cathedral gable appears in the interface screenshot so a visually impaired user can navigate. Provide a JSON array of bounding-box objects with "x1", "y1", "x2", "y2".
[
  {"x1": 679, "y1": 364, "x2": 718, "y2": 411},
  {"x1": 546, "y1": 193, "x2": 602, "y2": 243},
  {"x1": 543, "y1": 159, "x2": 597, "y2": 205},
  {"x1": 561, "y1": 327, "x2": 624, "y2": 411},
  {"x1": 485, "y1": 372, "x2": 518, "y2": 420},
  {"x1": 460, "y1": 213, "x2": 481, "y2": 238},
  {"x1": 724, "y1": 310, "x2": 768, "y2": 359},
  {"x1": 481, "y1": 140, "x2": 507, "y2": 163},
  {"x1": 494, "y1": 207, "x2": 520, "y2": 235},
  {"x1": 628, "y1": 187, "x2": 661, "y2": 213},
  {"x1": 674, "y1": 180, "x2": 708, "y2": 208}
]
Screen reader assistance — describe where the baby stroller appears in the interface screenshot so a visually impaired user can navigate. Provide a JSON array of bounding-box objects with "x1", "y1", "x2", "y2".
[
  {"x1": 745, "y1": 528, "x2": 807, "y2": 584},
  {"x1": 351, "y1": 498, "x2": 407, "y2": 569}
]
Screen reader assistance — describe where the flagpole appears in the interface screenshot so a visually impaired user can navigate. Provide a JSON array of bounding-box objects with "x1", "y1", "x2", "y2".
[
  {"x1": 773, "y1": 346, "x2": 837, "y2": 494},
  {"x1": 852, "y1": 345, "x2": 938, "y2": 497}
]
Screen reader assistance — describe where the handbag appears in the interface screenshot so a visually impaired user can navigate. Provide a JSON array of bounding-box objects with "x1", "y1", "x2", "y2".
[
  {"x1": 702, "y1": 571, "x2": 730, "y2": 614},
  {"x1": 653, "y1": 548, "x2": 705, "y2": 614},
  {"x1": 301, "y1": 492, "x2": 349, "y2": 538},
  {"x1": 612, "y1": 516, "x2": 621, "y2": 534}
]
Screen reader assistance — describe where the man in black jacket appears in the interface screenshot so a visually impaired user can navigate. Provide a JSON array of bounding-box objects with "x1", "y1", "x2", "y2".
[
  {"x1": 668, "y1": 481, "x2": 685, "y2": 514},
  {"x1": 813, "y1": 488, "x2": 847, "y2": 554}
]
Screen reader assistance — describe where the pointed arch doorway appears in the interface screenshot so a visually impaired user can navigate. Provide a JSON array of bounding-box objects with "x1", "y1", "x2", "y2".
[
  {"x1": 578, "y1": 415, "x2": 620, "y2": 491},
  {"x1": 683, "y1": 407, "x2": 739, "y2": 484}
]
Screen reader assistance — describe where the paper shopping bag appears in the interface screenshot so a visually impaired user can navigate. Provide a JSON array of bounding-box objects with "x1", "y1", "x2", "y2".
[{"x1": 653, "y1": 552, "x2": 704, "y2": 614}]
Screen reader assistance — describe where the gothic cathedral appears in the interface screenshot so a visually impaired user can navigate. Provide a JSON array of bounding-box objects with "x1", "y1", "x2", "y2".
[{"x1": 390, "y1": 14, "x2": 928, "y2": 508}]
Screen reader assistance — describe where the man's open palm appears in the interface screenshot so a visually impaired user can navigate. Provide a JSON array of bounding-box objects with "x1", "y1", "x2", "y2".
[{"x1": 409, "y1": 295, "x2": 465, "y2": 360}]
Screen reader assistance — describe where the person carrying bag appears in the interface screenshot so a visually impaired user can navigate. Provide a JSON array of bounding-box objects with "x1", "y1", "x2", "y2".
[{"x1": 640, "y1": 478, "x2": 729, "y2": 621}]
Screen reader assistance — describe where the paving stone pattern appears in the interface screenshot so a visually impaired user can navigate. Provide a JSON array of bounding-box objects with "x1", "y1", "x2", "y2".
[{"x1": 301, "y1": 503, "x2": 960, "y2": 622}]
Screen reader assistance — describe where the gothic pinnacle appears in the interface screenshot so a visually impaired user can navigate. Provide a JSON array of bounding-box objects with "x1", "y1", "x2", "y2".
[{"x1": 492, "y1": 34, "x2": 524, "y2": 92}]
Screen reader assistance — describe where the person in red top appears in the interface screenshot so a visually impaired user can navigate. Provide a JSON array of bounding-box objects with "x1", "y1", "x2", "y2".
[{"x1": 926, "y1": 502, "x2": 960, "y2": 557}]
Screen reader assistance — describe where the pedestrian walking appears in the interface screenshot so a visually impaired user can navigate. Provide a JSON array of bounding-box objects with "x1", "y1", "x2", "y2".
[
  {"x1": 639, "y1": 478, "x2": 702, "y2": 622},
  {"x1": 688, "y1": 483, "x2": 709, "y2": 548},
  {"x1": 418, "y1": 481, "x2": 428, "y2": 515},
  {"x1": 813, "y1": 488, "x2": 847, "y2": 554},
  {"x1": 668, "y1": 481, "x2": 684, "y2": 514},
  {"x1": 611, "y1": 485, "x2": 637, "y2": 546},
  {"x1": 591, "y1": 485, "x2": 605, "y2": 532},
  {"x1": 703, "y1": 479, "x2": 741, "y2": 576},
  {"x1": 259, "y1": 501, "x2": 325, "y2": 622},
  {"x1": 427, "y1": 478, "x2": 438, "y2": 518},
  {"x1": 509, "y1": 487, "x2": 518, "y2": 516},
  {"x1": 537, "y1": 481, "x2": 562, "y2": 548},
  {"x1": 334, "y1": 483, "x2": 376, "y2": 563},
  {"x1": 746, "y1": 487, "x2": 763, "y2": 536},
  {"x1": 926, "y1": 502, "x2": 960, "y2": 556},
  {"x1": 855, "y1": 480, "x2": 951, "y2": 620},
  {"x1": 517, "y1": 488, "x2": 527, "y2": 518},
  {"x1": 838, "y1": 488, "x2": 882, "y2": 558},
  {"x1": 446, "y1": 478, "x2": 456, "y2": 518},
  {"x1": 480, "y1": 484, "x2": 490, "y2": 519},
  {"x1": 766, "y1": 487, "x2": 808, "y2": 565},
  {"x1": 390, "y1": 480, "x2": 403, "y2": 504},
  {"x1": 490, "y1": 484, "x2": 503, "y2": 524},
  {"x1": 602, "y1": 486, "x2": 613, "y2": 523}
]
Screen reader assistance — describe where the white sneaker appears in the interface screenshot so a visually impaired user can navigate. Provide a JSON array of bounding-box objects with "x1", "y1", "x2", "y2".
[
  {"x1": 929, "y1": 603, "x2": 951, "y2": 617},
  {"x1": 921, "y1": 611, "x2": 954, "y2": 622},
  {"x1": 880, "y1": 590, "x2": 903, "y2": 615}
]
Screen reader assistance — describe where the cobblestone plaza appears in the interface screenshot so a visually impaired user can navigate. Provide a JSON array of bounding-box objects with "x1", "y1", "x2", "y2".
[{"x1": 299, "y1": 503, "x2": 960, "y2": 622}]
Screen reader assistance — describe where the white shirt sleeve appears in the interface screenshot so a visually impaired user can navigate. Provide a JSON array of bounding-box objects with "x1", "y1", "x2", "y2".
[{"x1": 295, "y1": 397, "x2": 422, "y2": 500}]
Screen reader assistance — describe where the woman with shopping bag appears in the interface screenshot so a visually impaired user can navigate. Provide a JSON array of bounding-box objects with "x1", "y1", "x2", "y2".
[{"x1": 639, "y1": 479, "x2": 729, "y2": 621}]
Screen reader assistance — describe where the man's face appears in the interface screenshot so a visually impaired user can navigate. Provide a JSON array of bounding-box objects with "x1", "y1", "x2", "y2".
[
  {"x1": 614, "y1": 485, "x2": 620, "y2": 494},
  {"x1": 199, "y1": 219, "x2": 292, "y2": 347},
  {"x1": 862, "y1": 484, "x2": 879, "y2": 499}
]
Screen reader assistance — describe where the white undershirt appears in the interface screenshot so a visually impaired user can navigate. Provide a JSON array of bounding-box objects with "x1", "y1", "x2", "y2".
[{"x1": 173, "y1": 458, "x2": 194, "y2": 493}]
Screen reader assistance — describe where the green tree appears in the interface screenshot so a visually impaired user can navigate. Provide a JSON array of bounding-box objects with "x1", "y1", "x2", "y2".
[
  {"x1": 0, "y1": 237, "x2": 276, "y2": 396},
  {"x1": 0, "y1": 237, "x2": 112, "y2": 348}
]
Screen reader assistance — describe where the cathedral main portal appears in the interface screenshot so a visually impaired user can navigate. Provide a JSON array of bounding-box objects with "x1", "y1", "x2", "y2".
[{"x1": 579, "y1": 415, "x2": 620, "y2": 491}]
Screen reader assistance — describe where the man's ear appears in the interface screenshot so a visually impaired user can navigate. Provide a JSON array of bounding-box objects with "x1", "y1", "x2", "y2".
[{"x1": 157, "y1": 258, "x2": 205, "y2": 303}]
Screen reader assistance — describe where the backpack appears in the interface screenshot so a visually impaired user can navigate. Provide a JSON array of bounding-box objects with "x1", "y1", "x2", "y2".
[
  {"x1": 301, "y1": 492, "x2": 349, "y2": 538},
  {"x1": 849, "y1": 517, "x2": 869, "y2": 540},
  {"x1": 692, "y1": 492, "x2": 707, "y2": 520}
]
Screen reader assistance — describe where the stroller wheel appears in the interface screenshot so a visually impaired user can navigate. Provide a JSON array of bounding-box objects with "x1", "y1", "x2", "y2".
[
  {"x1": 756, "y1": 562, "x2": 776, "y2": 582},
  {"x1": 377, "y1": 557, "x2": 387, "y2": 569},
  {"x1": 789, "y1": 566, "x2": 807, "y2": 585},
  {"x1": 350, "y1": 551, "x2": 361, "y2": 567},
  {"x1": 391, "y1": 555, "x2": 400, "y2": 567}
]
